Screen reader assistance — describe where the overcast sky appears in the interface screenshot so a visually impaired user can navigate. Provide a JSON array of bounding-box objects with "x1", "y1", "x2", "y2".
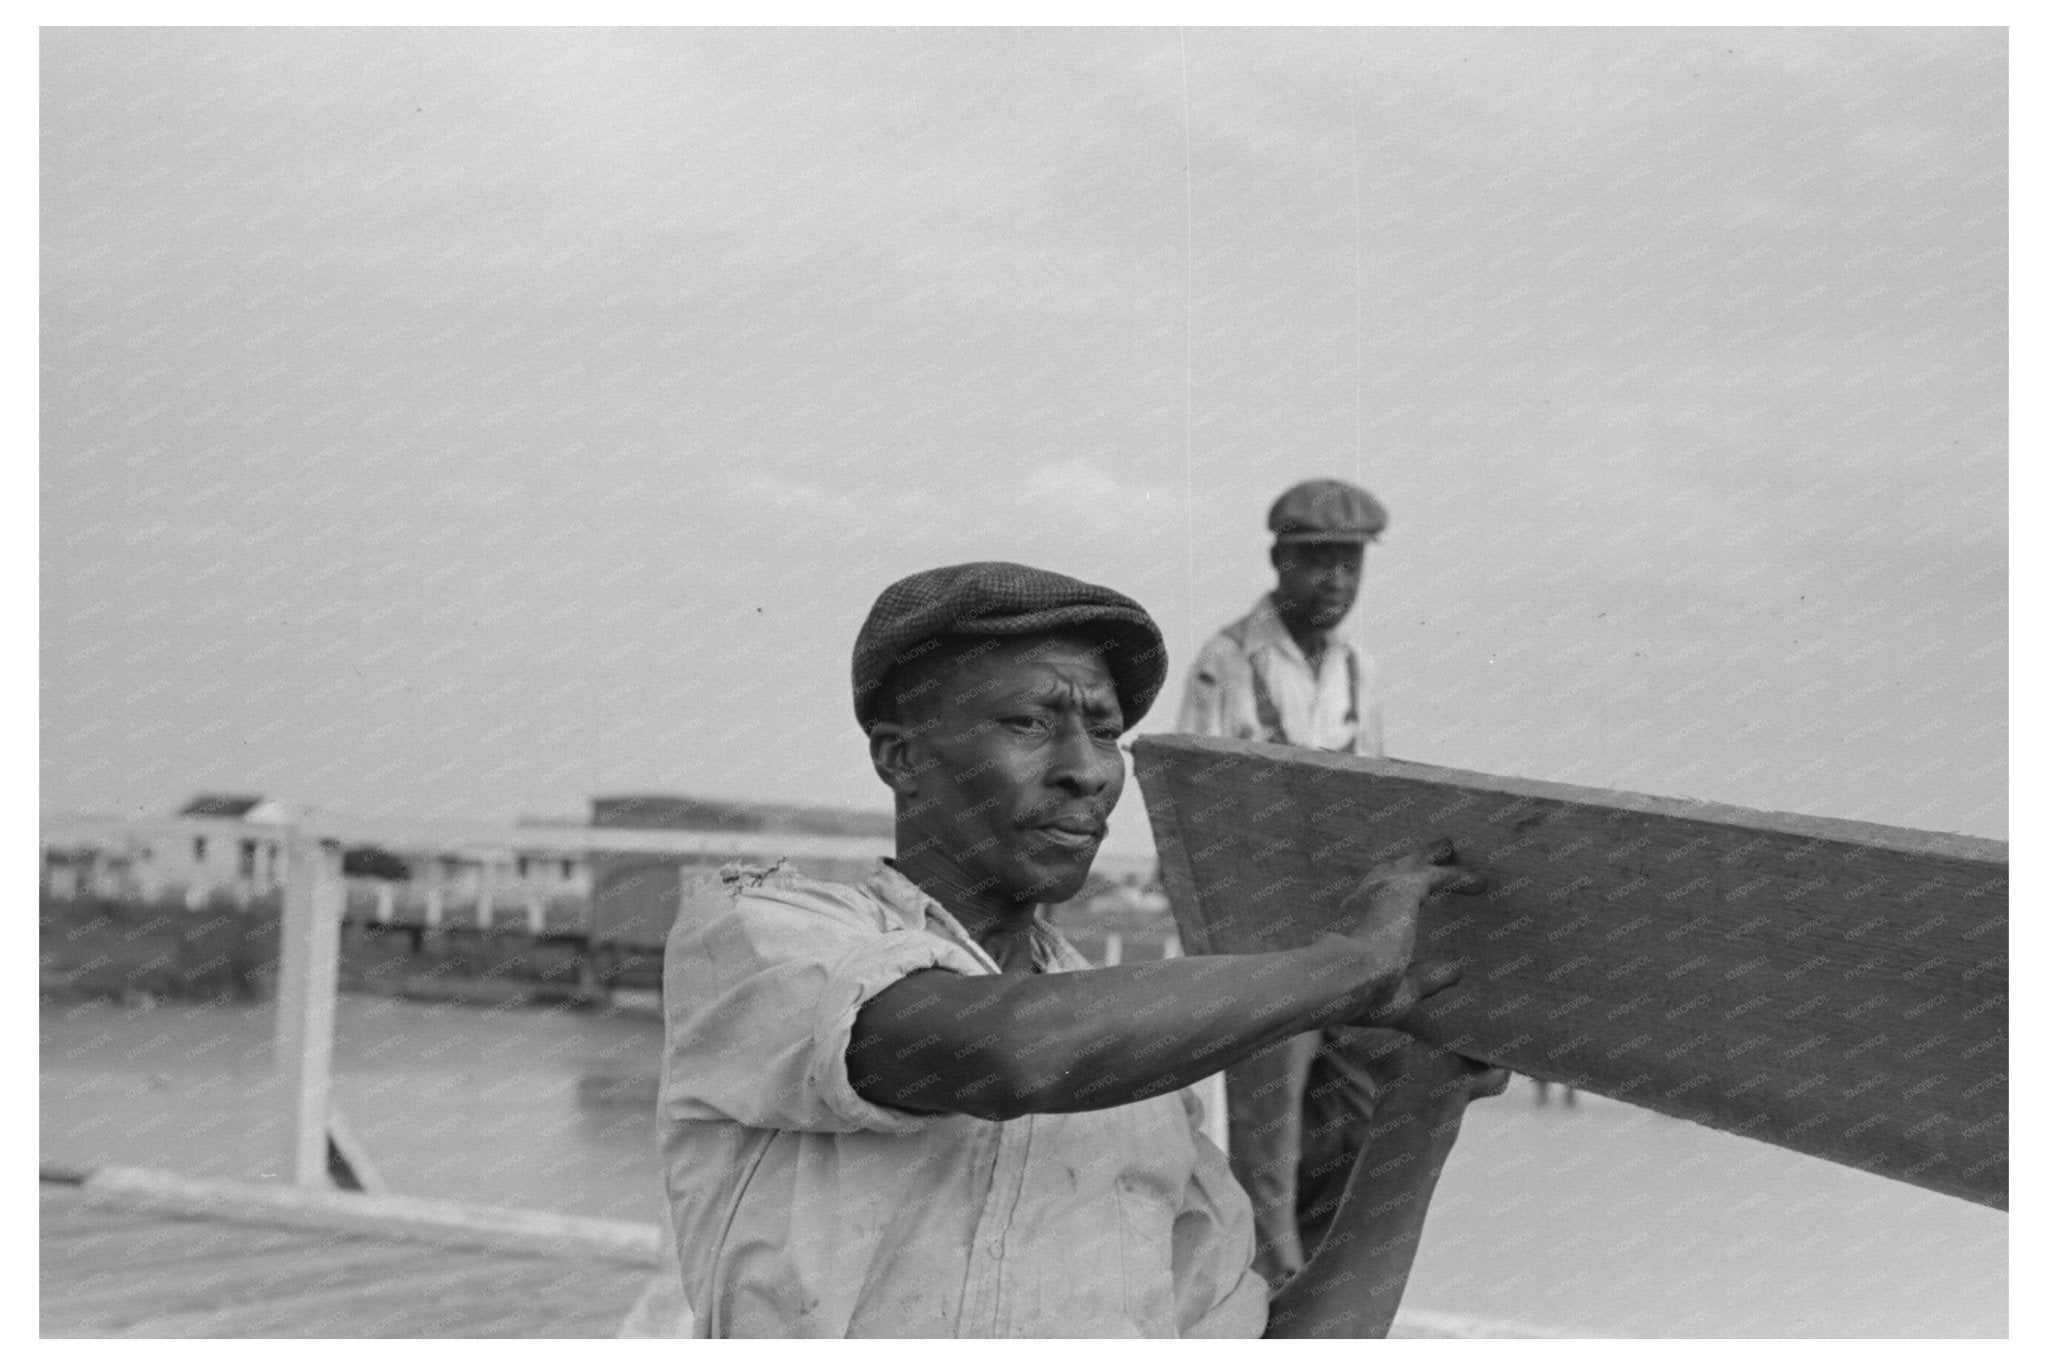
[{"x1": 40, "y1": 27, "x2": 2006, "y2": 852}]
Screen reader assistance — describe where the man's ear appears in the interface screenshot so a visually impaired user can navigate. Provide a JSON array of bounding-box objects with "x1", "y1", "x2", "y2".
[
  {"x1": 869, "y1": 721, "x2": 921, "y2": 798},
  {"x1": 1268, "y1": 542, "x2": 1286, "y2": 573}
]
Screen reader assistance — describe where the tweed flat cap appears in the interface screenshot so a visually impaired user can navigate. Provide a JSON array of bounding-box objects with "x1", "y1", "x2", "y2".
[
  {"x1": 1268, "y1": 478, "x2": 1388, "y2": 544},
  {"x1": 853, "y1": 562, "x2": 1167, "y2": 733}
]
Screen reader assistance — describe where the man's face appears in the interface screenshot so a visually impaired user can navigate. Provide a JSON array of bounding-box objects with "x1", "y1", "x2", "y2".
[
  {"x1": 897, "y1": 633, "x2": 1126, "y2": 908},
  {"x1": 1272, "y1": 541, "x2": 1366, "y2": 629}
]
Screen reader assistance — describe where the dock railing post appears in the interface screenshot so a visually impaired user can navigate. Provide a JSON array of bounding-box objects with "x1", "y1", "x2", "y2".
[{"x1": 276, "y1": 829, "x2": 345, "y2": 1189}]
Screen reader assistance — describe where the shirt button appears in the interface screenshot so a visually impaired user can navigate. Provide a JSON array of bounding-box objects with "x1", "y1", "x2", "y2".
[{"x1": 987, "y1": 1242, "x2": 1004, "y2": 1259}]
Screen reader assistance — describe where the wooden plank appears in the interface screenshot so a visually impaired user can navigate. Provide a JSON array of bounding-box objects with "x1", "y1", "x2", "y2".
[
  {"x1": 40, "y1": 1222, "x2": 443, "y2": 1335},
  {"x1": 1133, "y1": 734, "x2": 2008, "y2": 1209},
  {"x1": 40, "y1": 1214, "x2": 337, "y2": 1277},
  {"x1": 46, "y1": 1234, "x2": 452, "y2": 1324},
  {"x1": 365, "y1": 1257, "x2": 649, "y2": 1339},
  {"x1": 39, "y1": 1186, "x2": 653, "y2": 1338},
  {"x1": 46, "y1": 1251, "x2": 369, "y2": 1322},
  {"x1": 81, "y1": 1249, "x2": 529, "y2": 1338},
  {"x1": 74, "y1": 1244, "x2": 642, "y2": 1339},
  {"x1": 438, "y1": 1272, "x2": 651, "y2": 1338},
  {"x1": 77, "y1": 1165, "x2": 663, "y2": 1265},
  {"x1": 39, "y1": 1197, "x2": 430, "y2": 1282},
  {"x1": 39, "y1": 1196, "x2": 177, "y2": 1239}
]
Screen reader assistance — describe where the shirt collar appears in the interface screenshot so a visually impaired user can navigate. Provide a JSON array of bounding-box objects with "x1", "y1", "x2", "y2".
[
  {"x1": 862, "y1": 859, "x2": 942, "y2": 931},
  {"x1": 863, "y1": 859, "x2": 1002, "y2": 961},
  {"x1": 1244, "y1": 592, "x2": 1310, "y2": 667},
  {"x1": 862, "y1": 860, "x2": 1076, "y2": 974}
]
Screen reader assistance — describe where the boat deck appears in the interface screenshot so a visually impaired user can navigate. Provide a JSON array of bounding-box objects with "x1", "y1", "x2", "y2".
[{"x1": 38, "y1": 1183, "x2": 650, "y2": 1338}]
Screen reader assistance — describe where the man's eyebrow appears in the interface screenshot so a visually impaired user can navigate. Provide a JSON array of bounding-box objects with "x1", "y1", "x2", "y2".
[{"x1": 1007, "y1": 679, "x2": 1120, "y2": 710}]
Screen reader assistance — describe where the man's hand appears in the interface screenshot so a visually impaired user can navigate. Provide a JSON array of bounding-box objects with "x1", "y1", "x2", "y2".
[
  {"x1": 1313, "y1": 839, "x2": 1487, "y2": 1028},
  {"x1": 1345, "y1": 1027, "x2": 1513, "y2": 1111},
  {"x1": 1334, "y1": 838, "x2": 1487, "y2": 960}
]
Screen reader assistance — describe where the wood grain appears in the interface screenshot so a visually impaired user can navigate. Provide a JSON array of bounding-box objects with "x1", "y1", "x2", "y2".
[
  {"x1": 1133, "y1": 734, "x2": 2007, "y2": 1209},
  {"x1": 74, "y1": 1164, "x2": 663, "y2": 1265},
  {"x1": 39, "y1": 1184, "x2": 652, "y2": 1338}
]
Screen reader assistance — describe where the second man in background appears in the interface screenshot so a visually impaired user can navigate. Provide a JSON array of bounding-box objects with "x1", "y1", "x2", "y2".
[{"x1": 1176, "y1": 477, "x2": 1398, "y2": 1285}]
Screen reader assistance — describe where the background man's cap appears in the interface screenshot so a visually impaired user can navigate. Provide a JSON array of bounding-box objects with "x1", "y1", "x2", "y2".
[
  {"x1": 1267, "y1": 478, "x2": 1388, "y2": 544},
  {"x1": 853, "y1": 561, "x2": 1168, "y2": 733}
]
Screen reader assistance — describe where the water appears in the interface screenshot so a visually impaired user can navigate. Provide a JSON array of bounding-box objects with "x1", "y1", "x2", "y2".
[
  {"x1": 40, "y1": 998, "x2": 2006, "y2": 1337},
  {"x1": 41, "y1": 994, "x2": 666, "y2": 1224}
]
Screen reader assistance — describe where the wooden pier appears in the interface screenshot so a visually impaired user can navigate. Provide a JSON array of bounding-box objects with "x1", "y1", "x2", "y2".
[
  {"x1": 38, "y1": 1168, "x2": 666, "y2": 1338},
  {"x1": 39, "y1": 1163, "x2": 1542, "y2": 1338}
]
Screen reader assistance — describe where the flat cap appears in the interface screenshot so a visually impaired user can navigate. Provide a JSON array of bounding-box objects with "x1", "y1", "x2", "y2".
[
  {"x1": 1268, "y1": 478, "x2": 1388, "y2": 544},
  {"x1": 853, "y1": 562, "x2": 1168, "y2": 733}
]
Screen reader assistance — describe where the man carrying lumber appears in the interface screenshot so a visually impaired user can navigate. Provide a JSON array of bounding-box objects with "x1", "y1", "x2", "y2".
[
  {"x1": 657, "y1": 561, "x2": 1500, "y2": 1337},
  {"x1": 1175, "y1": 478, "x2": 1437, "y2": 1287}
]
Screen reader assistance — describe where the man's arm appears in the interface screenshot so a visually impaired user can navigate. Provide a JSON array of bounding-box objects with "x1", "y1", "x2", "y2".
[
  {"x1": 1261, "y1": 1036, "x2": 1507, "y2": 1337},
  {"x1": 848, "y1": 941, "x2": 1450, "y2": 1121},
  {"x1": 848, "y1": 849, "x2": 1480, "y2": 1122}
]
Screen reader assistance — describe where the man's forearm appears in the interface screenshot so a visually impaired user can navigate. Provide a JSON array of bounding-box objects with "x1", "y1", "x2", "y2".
[
  {"x1": 1261, "y1": 1041, "x2": 1502, "y2": 1338},
  {"x1": 1262, "y1": 1080, "x2": 1478, "y2": 1337},
  {"x1": 1024, "y1": 943, "x2": 1411, "y2": 1112},
  {"x1": 852, "y1": 938, "x2": 1407, "y2": 1120}
]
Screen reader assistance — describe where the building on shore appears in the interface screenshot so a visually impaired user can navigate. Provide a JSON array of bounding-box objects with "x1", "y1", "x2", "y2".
[
  {"x1": 41, "y1": 791, "x2": 1160, "y2": 938},
  {"x1": 40, "y1": 795, "x2": 594, "y2": 917},
  {"x1": 586, "y1": 794, "x2": 895, "y2": 949},
  {"x1": 584, "y1": 793, "x2": 1164, "y2": 950},
  {"x1": 42, "y1": 794, "x2": 299, "y2": 905},
  {"x1": 170, "y1": 795, "x2": 296, "y2": 899}
]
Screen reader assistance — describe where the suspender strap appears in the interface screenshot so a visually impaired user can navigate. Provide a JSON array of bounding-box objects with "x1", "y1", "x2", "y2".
[
  {"x1": 1224, "y1": 620, "x2": 1288, "y2": 744},
  {"x1": 1247, "y1": 651, "x2": 1286, "y2": 744},
  {"x1": 1230, "y1": 623, "x2": 1360, "y2": 748}
]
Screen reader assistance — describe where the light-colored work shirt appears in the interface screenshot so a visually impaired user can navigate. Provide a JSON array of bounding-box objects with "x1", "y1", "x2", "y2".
[
  {"x1": 1177, "y1": 594, "x2": 1384, "y2": 756},
  {"x1": 656, "y1": 859, "x2": 1268, "y2": 1338}
]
